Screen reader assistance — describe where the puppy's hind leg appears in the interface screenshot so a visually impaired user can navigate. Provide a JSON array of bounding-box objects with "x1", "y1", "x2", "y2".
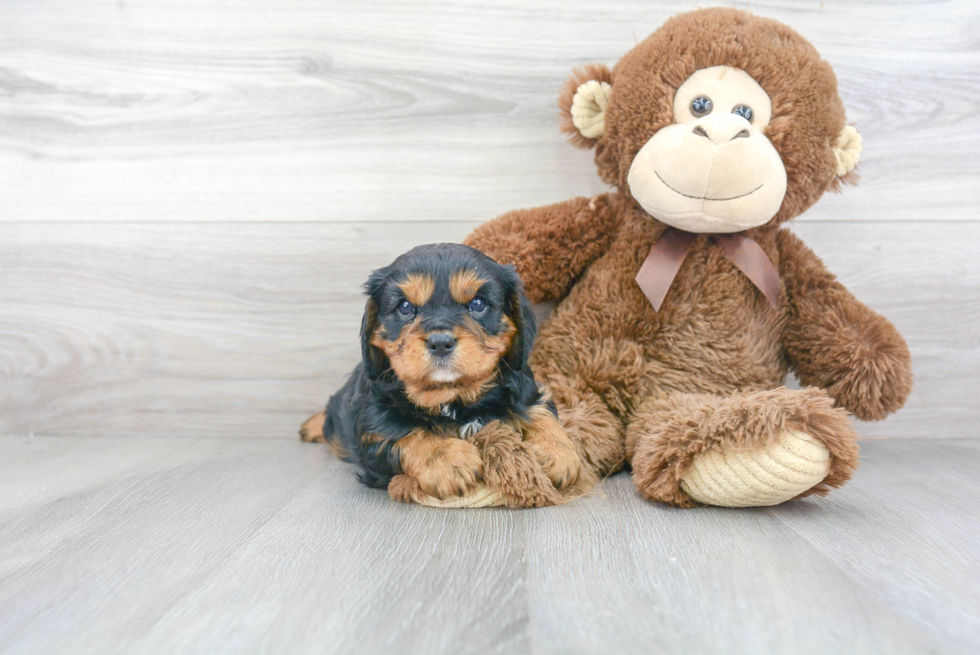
[
  {"x1": 299, "y1": 411, "x2": 351, "y2": 459},
  {"x1": 299, "y1": 411, "x2": 326, "y2": 442}
]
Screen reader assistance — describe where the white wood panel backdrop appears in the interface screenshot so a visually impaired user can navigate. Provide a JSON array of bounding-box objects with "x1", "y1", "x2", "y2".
[{"x1": 1, "y1": 0, "x2": 978, "y2": 439}]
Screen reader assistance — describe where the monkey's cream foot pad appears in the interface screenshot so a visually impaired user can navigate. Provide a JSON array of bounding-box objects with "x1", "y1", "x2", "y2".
[{"x1": 680, "y1": 429, "x2": 831, "y2": 507}]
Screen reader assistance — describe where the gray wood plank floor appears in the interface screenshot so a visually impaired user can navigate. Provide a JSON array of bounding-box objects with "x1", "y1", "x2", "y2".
[{"x1": 1, "y1": 436, "x2": 977, "y2": 655}]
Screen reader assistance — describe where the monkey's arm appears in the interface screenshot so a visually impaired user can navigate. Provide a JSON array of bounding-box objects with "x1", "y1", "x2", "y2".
[
  {"x1": 777, "y1": 229, "x2": 912, "y2": 421},
  {"x1": 463, "y1": 194, "x2": 619, "y2": 303}
]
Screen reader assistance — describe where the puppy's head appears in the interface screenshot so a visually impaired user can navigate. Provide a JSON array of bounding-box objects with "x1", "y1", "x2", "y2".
[{"x1": 360, "y1": 243, "x2": 535, "y2": 408}]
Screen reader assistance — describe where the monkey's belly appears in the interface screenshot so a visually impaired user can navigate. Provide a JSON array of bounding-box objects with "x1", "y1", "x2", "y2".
[{"x1": 532, "y1": 285, "x2": 786, "y2": 400}]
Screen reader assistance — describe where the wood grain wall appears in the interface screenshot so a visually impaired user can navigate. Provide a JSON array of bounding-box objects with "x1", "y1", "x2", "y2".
[{"x1": 1, "y1": 0, "x2": 978, "y2": 439}]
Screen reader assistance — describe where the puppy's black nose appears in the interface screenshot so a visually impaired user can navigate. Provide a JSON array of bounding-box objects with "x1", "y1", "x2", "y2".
[{"x1": 426, "y1": 333, "x2": 456, "y2": 357}]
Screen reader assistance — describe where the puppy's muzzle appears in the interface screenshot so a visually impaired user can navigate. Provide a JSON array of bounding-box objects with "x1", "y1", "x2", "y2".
[{"x1": 426, "y1": 332, "x2": 456, "y2": 359}]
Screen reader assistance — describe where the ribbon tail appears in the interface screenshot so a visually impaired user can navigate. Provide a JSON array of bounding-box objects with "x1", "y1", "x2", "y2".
[
  {"x1": 634, "y1": 228, "x2": 697, "y2": 312},
  {"x1": 714, "y1": 233, "x2": 780, "y2": 309}
]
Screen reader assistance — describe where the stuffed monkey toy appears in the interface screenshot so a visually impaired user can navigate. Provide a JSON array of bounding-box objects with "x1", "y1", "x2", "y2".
[{"x1": 456, "y1": 7, "x2": 912, "y2": 508}]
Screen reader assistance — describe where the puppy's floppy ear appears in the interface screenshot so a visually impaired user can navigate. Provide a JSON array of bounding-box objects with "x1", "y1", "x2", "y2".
[
  {"x1": 360, "y1": 266, "x2": 390, "y2": 379},
  {"x1": 500, "y1": 263, "x2": 537, "y2": 372}
]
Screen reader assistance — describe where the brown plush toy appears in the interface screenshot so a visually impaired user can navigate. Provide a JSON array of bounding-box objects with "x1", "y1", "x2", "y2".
[{"x1": 457, "y1": 8, "x2": 913, "y2": 508}]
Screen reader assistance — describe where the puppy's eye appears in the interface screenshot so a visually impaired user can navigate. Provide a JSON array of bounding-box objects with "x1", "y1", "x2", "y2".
[
  {"x1": 691, "y1": 96, "x2": 712, "y2": 117},
  {"x1": 468, "y1": 297, "x2": 487, "y2": 313},
  {"x1": 397, "y1": 300, "x2": 416, "y2": 316},
  {"x1": 733, "y1": 104, "x2": 753, "y2": 122}
]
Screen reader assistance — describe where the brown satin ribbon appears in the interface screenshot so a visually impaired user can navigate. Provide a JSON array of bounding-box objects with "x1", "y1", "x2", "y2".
[{"x1": 635, "y1": 227, "x2": 780, "y2": 312}]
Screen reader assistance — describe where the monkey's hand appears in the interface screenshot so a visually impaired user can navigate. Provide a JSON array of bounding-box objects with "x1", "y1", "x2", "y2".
[{"x1": 778, "y1": 229, "x2": 912, "y2": 421}]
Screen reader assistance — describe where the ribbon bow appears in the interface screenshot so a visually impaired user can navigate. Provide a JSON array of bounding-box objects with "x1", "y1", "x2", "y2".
[{"x1": 634, "y1": 227, "x2": 780, "y2": 312}]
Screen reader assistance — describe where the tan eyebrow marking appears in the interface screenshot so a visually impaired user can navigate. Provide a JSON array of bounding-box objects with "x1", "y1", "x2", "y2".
[
  {"x1": 449, "y1": 269, "x2": 487, "y2": 304},
  {"x1": 397, "y1": 273, "x2": 435, "y2": 307}
]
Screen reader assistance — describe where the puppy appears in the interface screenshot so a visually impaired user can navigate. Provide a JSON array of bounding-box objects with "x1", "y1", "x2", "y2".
[{"x1": 299, "y1": 243, "x2": 582, "y2": 502}]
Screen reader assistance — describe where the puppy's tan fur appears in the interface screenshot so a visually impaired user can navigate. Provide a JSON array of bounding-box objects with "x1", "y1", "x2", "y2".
[
  {"x1": 449, "y1": 269, "x2": 487, "y2": 304},
  {"x1": 397, "y1": 273, "x2": 435, "y2": 307},
  {"x1": 394, "y1": 429, "x2": 484, "y2": 499},
  {"x1": 370, "y1": 317, "x2": 516, "y2": 410}
]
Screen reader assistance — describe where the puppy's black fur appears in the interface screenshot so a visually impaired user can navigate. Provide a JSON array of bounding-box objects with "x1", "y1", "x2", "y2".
[{"x1": 320, "y1": 243, "x2": 551, "y2": 489}]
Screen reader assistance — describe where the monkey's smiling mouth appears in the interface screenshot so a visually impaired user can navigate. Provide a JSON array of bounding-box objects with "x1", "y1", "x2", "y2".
[{"x1": 655, "y1": 171, "x2": 764, "y2": 202}]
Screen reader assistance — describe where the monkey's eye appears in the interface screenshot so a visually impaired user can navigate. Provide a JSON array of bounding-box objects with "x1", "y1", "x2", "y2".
[
  {"x1": 691, "y1": 96, "x2": 713, "y2": 117},
  {"x1": 468, "y1": 297, "x2": 487, "y2": 313},
  {"x1": 397, "y1": 300, "x2": 416, "y2": 316},
  {"x1": 733, "y1": 105, "x2": 753, "y2": 122}
]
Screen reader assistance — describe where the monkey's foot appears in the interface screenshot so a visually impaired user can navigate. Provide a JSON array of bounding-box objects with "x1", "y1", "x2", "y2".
[
  {"x1": 628, "y1": 387, "x2": 859, "y2": 508},
  {"x1": 679, "y1": 429, "x2": 830, "y2": 507}
]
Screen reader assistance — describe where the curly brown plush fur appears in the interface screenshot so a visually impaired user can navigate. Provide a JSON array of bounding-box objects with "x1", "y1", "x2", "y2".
[{"x1": 464, "y1": 8, "x2": 912, "y2": 508}]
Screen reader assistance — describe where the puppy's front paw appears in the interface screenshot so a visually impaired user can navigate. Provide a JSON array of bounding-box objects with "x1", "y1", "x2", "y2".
[
  {"x1": 524, "y1": 407, "x2": 582, "y2": 490},
  {"x1": 398, "y1": 432, "x2": 484, "y2": 500}
]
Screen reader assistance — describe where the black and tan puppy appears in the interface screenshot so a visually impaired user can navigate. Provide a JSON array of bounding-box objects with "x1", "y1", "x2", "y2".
[{"x1": 300, "y1": 243, "x2": 582, "y2": 503}]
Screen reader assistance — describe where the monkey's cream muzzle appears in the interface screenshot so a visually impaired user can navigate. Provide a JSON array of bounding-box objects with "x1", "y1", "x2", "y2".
[{"x1": 627, "y1": 66, "x2": 788, "y2": 234}]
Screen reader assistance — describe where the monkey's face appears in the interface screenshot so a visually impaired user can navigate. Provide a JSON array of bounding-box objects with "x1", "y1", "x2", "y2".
[
  {"x1": 558, "y1": 9, "x2": 862, "y2": 228},
  {"x1": 626, "y1": 66, "x2": 788, "y2": 234}
]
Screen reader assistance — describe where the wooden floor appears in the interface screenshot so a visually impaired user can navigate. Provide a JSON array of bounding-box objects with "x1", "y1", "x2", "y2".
[{"x1": 0, "y1": 436, "x2": 977, "y2": 655}]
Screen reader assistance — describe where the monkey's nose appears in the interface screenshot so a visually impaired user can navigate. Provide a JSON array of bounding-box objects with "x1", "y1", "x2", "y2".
[
  {"x1": 693, "y1": 115, "x2": 752, "y2": 144},
  {"x1": 426, "y1": 333, "x2": 456, "y2": 357}
]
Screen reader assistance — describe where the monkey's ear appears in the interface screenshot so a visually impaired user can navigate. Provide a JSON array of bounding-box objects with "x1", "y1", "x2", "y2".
[
  {"x1": 833, "y1": 124, "x2": 862, "y2": 178},
  {"x1": 360, "y1": 267, "x2": 391, "y2": 379},
  {"x1": 559, "y1": 63, "x2": 613, "y2": 149}
]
